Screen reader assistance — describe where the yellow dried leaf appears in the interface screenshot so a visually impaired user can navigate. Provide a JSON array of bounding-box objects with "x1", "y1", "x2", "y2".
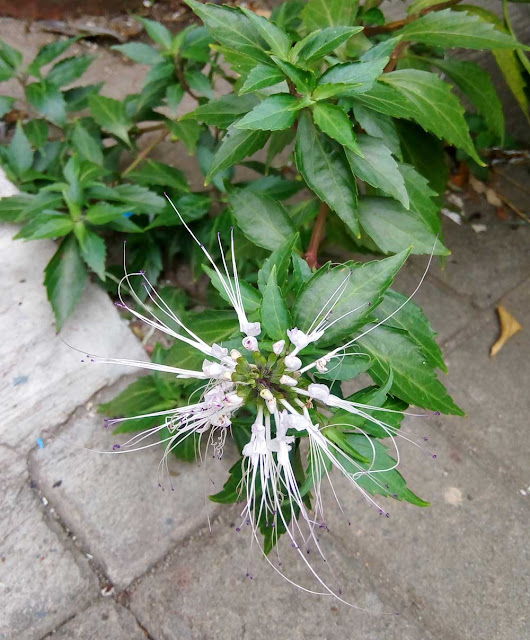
[{"x1": 490, "y1": 306, "x2": 522, "y2": 357}]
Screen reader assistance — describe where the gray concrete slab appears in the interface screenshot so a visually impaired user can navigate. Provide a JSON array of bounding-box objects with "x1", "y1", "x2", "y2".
[
  {"x1": 48, "y1": 600, "x2": 146, "y2": 640},
  {"x1": 0, "y1": 446, "x2": 97, "y2": 640},
  {"x1": 441, "y1": 277, "x2": 530, "y2": 489},
  {"x1": 129, "y1": 509, "x2": 434, "y2": 640},
  {"x1": 30, "y1": 381, "x2": 234, "y2": 589}
]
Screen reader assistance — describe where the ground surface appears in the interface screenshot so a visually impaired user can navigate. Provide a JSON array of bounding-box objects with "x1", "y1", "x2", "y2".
[{"x1": 1, "y1": 16, "x2": 529, "y2": 640}]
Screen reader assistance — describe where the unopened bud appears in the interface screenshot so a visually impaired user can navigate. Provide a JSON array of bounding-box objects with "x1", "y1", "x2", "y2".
[
  {"x1": 280, "y1": 374, "x2": 298, "y2": 387},
  {"x1": 284, "y1": 355, "x2": 302, "y2": 371},
  {"x1": 259, "y1": 388, "x2": 274, "y2": 401},
  {"x1": 230, "y1": 349, "x2": 242, "y2": 360},
  {"x1": 272, "y1": 339, "x2": 285, "y2": 355},
  {"x1": 242, "y1": 336, "x2": 259, "y2": 352}
]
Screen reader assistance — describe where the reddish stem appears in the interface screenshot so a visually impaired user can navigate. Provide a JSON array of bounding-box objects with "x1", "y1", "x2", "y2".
[{"x1": 305, "y1": 203, "x2": 328, "y2": 269}]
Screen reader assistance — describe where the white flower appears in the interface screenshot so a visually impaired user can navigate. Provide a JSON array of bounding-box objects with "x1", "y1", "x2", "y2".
[
  {"x1": 284, "y1": 355, "x2": 302, "y2": 371},
  {"x1": 242, "y1": 336, "x2": 259, "y2": 352},
  {"x1": 272, "y1": 339, "x2": 285, "y2": 355},
  {"x1": 279, "y1": 374, "x2": 298, "y2": 387},
  {"x1": 307, "y1": 383, "x2": 330, "y2": 403}
]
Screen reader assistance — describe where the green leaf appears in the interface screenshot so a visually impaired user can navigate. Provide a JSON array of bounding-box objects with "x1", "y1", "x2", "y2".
[
  {"x1": 398, "y1": 8, "x2": 527, "y2": 50},
  {"x1": 359, "y1": 197, "x2": 448, "y2": 256},
  {"x1": 293, "y1": 26, "x2": 363, "y2": 63},
  {"x1": 302, "y1": 0, "x2": 359, "y2": 30},
  {"x1": 312, "y1": 102, "x2": 361, "y2": 154},
  {"x1": 46, "y1": 55, "x2": 94, "y2": 87},
  {"x1": 312, "y1": 82, "x2": 363, "y2": 101},
  {"x1": 137, "y1": 17, "x2": 174, "y2": 50},
  {"x1": 167, "y1": 120, "x2": 201, "y2": 154},
  {"x1": 184, "y1": 310, "x2": 239, "y2": 344},
  {"x1": 203, "y1": 265, "x2": 262, "y2": 314},
  {"x1": 0, "y1": 191, "x2": 63, "y2": 223},
  {"x1": 346, "y1": 135, "x2": 409, "y2": 207},
  {"x1": 0, "y1": 95, "x2": 14, "y2": 119},
  {"x1": 209, "y1": 459, "x2": 244, "y2": 503},
  {"x1": 63, "y1": 83, "x2": 102, "y2": 112},
  {"x1": 235, "y1": 94, "x2": 301, "y2": 131},
  {"x1": 206, "y1": 126, "x2": 269, "y2": 184},
  {"x1": 0, "y1": 40, "x2": 22, "y2": 74},
  {"x1": 314, "y1": 352, "x2": 372, "y2": 381},
  {"x1": 76, "y1": 226, "x2": 106, "y2": 280},
  {"x1": 8, "y1": 122, "x2": 33, "y2": 177},
  {"x1": 270, "y1": 56, "x2": 315, "y2": 94},
  {"x1": 185, "y1": 70, "x2": 215, "y2": 99},
  {"x1": 429, "y1": 58, "x2": 505, "y2": 141},
  {"x1": 85, "y1": 202, "x2": 131, "y2": 225},
  {"x1": 257, "y1": 233, "x2": 298, "y2": 293},
  {"x1": 184, "y1": 0, "x2": 269, "y2": 63},
  {"x1": 100, "y1": 375, "x2": 173, "y2": 434},
  {"x1": 88, "y1": 94, "x2": 132, "y2": 145},
  {"x1": 112, "y1": 42, "x2": 164, "y2": 65},
  {"x1": 27, "y1": 37, "x2": 78, "y2": 75},
  {"x1": 261, "y1": 265, "x2": 291, "y2": 340},
  {"x1": 26, "y1": 81, "x2": 67, "y2": 127},
  {"x1": 266, "y1": 128, "x2": 296, "y2": 166},
  {"x1": 127, "y1": 159, "x2": 188, "y2": 191},
  {"x1": 379, "y1": 70, "x2": 482, "y2": 164},
  {"x1": 166, "y1": 84, "x2": 184, "y2": 114},
  {"x1": 87, "y1": 183, "x2": 165, "y2": 213},
  {"x1": 44, "y1": 235, "x2": 88, "y2": 331},
  {"x1": 318, "y1": 57, "x2": 388, "y2": 95},
  {"x1": 15, "y1": 211, "x2": 73, "y2": 240},
  {"x1": 339, "y1": 435, "x2": 429, "y2": 507},
  {"x1": 398, "y1": 162, "x2": 441, "y2": 234},
  {"x1": 239, "y1": 64, "x2": 285, "y2": 95},
  {"x1": 240, "y1": 7, "x2": 291, "y2": 58},
  {"x1": 373, "y1": 289, "x2": 446, "y2": 372},
  {"x1": 292, "y1": 250, "x2": 410, "y2": 346},
  {"x1": 354, "y1": 324, "x2": 464, "y2": 415},
  {"x1": 24, "y1": 119, "x2": 49, "y2": 149},
  {"x1": 71, "y1": 122, "x2": 104, "y2": 166},
  {"x1": 184, "y1": 94, "x2": 259, "y2": 128},
  {"x1": 180, "y1": 26, "x2": 213, "y2": 62},
  {"x1": 295, "y1": 111, "x2": 359, "y2": 237},
  {"x1": 230, "y1": 189, "x2": 296, "y2": 251},
  {"x1": 351, "y1": 104, "x2": 401, "y2": 158}
]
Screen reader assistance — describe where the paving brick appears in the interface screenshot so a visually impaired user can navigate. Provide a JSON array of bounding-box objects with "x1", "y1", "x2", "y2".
[
  {"x1": 441, "y1": 277, "x2": 530, "y2": 489},
  {"x1": 0, "y1": 446, "x2": 96, "y2": 640},
  {"x1": 130, "y1": 509, "x2": 433, "y2": 640},
  {"x1": 50, "y1": 600, "x2": 146, "y2": 640},
  {"x1": 29, "y1": 382, "x2": 234, "y2": 589}
]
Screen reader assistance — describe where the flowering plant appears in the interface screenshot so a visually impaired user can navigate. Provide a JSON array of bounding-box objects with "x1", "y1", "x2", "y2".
[{"x1": 96, "y1": 199, "x2": 462, "y2": 602}]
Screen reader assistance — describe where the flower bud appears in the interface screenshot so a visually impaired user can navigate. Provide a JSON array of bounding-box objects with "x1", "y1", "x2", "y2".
[
  {"x1": 284, "y1": 355, "x2": 302, "y2": 371},
  {"x1": 272, "y1": 339, "x2": 285, "y2": 355},
  {"x1": 280, "y1": 374, "x2": 298, "y2": 387},
  {"x1": 242, "y1": 336, "x2": 259, "y2": 352},
  {"x1": 316, "y1": 357, "x2": 329, "y2": 373},
  {"x1": 307, "y1": 383, "x2": 330, "y2": 402},
  {"x1": 259, "y1": 388, "x2": 274, "y2": 401},
  {"x1": 230, "y1": 349, "x2": 242, "y2": 360}
]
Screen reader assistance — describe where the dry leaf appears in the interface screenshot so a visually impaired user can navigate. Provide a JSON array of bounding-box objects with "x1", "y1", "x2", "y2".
[
  {"x1": 485, "y1": 188, "x2": 503, "y2": 207},
  {"x1": 490, "y1": 306, "x2": 523, "y2": 356}
]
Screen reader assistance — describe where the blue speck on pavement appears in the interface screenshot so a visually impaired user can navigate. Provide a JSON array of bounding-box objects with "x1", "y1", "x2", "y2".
[
  {"x1": 13, "y1": 375, "x2": 28, "y2": 386},
  {"x1": 37, "y1": 438, "x2": 45, "y2": 449}
]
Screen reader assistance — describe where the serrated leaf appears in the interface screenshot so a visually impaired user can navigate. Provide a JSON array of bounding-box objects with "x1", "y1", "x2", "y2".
[
  {"x1": 373, "y1": 289, "x2": 446, "y2": 372},
  {"x1": 240, "y1": 7, "x2": 291, "y2": 58},
  {"x1": 181, "y1": 26, "x2": 213, "y2": 62},
  {"x1": 318, "y1": 57, "x2": 388, "y2": 95},
  {"x1": 15, "y1": 211, "x2": 73, "y2": 240},
  {"x1": 314, "y1": 352, "x2": 372, "y2": 381},
  {"x1": 398, "y1": 8, "x2": 527, "y2": 50},
  {"x1": 239, "y1": 64, "x2": 285, "y2": 95},
  {"x1": 137, "y1": 17, "x2": 174, "y2": 50},
  {"x1": 184, "y1": 94, "x2": 259, "y2": 128},
  {"x1": 26, "y1": 81, "x2": 67, "y2": 127},
  {"x1": 398, "y1": 163, "x2": 441, "y2": 234},
  {"x1": 379, "y1": 70, "x2": 482, "y2": 164},
  {"x1": 295, "y1": 111, "x2": 359, "y2": 236},
  {"x1": 339, "y1": 435, "x2": 429, "y2": 506},
  {"x1": 28, "y1": 37, "x2": 78, "y2": 75},
  {"x1": 351, "y1": 104, "x2": 402, "y2": 158},
  {"x1": 44, "y1": 235, "x2": 87, "y2": 331},
  {"x1": 235, "y1": 94, "x2": 301, "y2": 131},
  {"x1": 0, "y1": 191, "x2": 63, "y2": 223},
  {"x1": 127, "y1": 159, "x2": 188, "y2": 191},
  {"x1": 184, "y1": 310, "x2": 239, "y2": 344},
  {"x1": 346, "y1": 135, "x2": 409, "y2": 207},
  {"x1": 167, "y1": 119, "x2": 201, "y2": 154},
  {"x1": 0, "y1": 40, "x2": 22, "y2": 72},
  {"x1": 230, "y1": 189, "x2": 295, "y2": 251},
  {"x1": 71, "y1": 122, "x2": 103, "y2": 165},
  {"x1": 270, "y1": 56, "x2": 315, "y2": 93},
  {"x1": 261, "y1": 265, "x2": 291, "y2": 340},
  {"x1": 112, "y1": 42, "x2": 164, "y2": 65},
  {"x1": 46, "y1": 55, "x2": 94, "y2": 87},
  {"x1": 88, "y1": 94, "x2": 132, "y2": 145},
  {"x1": 77, "y1": 226, "x2": 106, "y2": 280},
  {"x1": 0, "y1": 95, "x2": 14, "y2": 119},
  {"x1": 184, "y1": 0, "x2": 269, "y2": 63},
  {"x1": 293, "y1": 26, "x2": 363, "y2": 63},
  {"x1": 359, "y1": 196, "x2": 448, "y2": 256},
  {"x1": 312, "y1": 102, "x2": 361, "y2": 154},
  {"x1": 8, "y1": 122, "x2": 33, "y2": 177},
  {"x1": 258, "y1": 233, "x2": 298, "y2": 293},
  {"x1": 203, "y1": 264, "x2": 262, "y2": 314},
  {"x1": 63, "y1": 83, "x2": 102, "y2": 111},
  {"x1": 87, "y1": 183, "x2": 165, "y2": 213},
  {"x1": 429, "y1": 58, "x2": 505, "y2": 141},
  {"x1": 312, "y1": 82, "x2": 363, "y2": 101},
  {"x1": 209, "y1": 459, "x2": 244, "y2": 503},
  {"x1": 85, "y1": 202, "x2": 131, "y2": 225},
  {"x1": 206, "y1": 126, "x2": 269, "y2": 184},
  {"x1": 24, "y1": 119, "x2": 49, "y2": 149},
  {"x1": 292, "y1": 250, "x2": 410, "y2": 346},
  {"x1": 302, "y1": 0, "x2": 359, "y2": 30},
  {"x1": 354, "y1": 324, "x2": 464, "y2": 415}
]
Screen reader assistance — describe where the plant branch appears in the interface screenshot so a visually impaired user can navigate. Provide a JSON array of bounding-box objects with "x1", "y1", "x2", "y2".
[
  {"x1": 174, "y1": 57, "x2": 200, "y2": 101},
  {"x1": 305, "y1": 202, "x2": 328, "y2": 269},
  {"x1": 364, "y1": 0, "x2": 463, "y2": 36},
  {"x1": 121, "y1": 129, "x2": 169, "y2": 177}
]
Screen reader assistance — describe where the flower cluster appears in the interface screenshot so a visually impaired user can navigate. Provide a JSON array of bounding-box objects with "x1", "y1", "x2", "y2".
[{"x1": 80, "y1": 200, "x2": 450, "y2": 607}]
